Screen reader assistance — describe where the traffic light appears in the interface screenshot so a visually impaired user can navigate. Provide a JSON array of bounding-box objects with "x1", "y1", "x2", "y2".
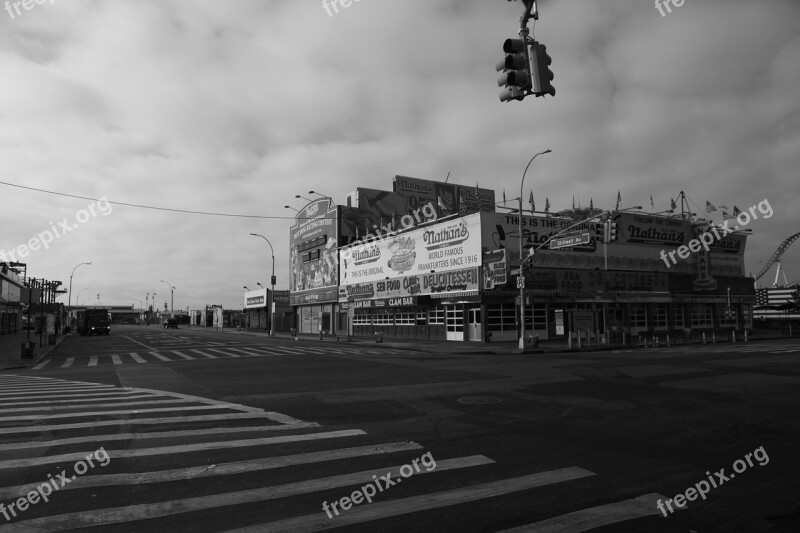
[
  {"x1": 608, "y1": 221, "x2": 618, "y2": 242},
  {"x1": 497, "y1": 38, "x2": 531, "y2": 102},
  {"x1": 530, "y1": 41, "x2": 555, "y2": 97},
  {"x1": 595, "y1": 222, "x2": 605, "y2": 243}
]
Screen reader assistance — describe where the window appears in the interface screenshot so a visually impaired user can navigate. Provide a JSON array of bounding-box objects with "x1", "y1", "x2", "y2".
[
  {"x1": 353, "y1": 310, "x2": 372, "y2": 325},
  {"x1": 487, "y1": 304, "x2": 516, "y2": 332},
  {"x1": 373, "y1": 312, "x2": 393, "y2": 325},
  {"x1": 532, "y1": 304, "x2": 547, "y2": 330},
  {"x1": 742, "y1": 305, "x2": 752, "y2": 328},
  {"x1": 691, "y1": 304, "x2": 713, "y2": 327},
  {"x1": 395, "y1": 311, "x2": 414, "y2": 325},
  {"x1": 653, "y1": 304, "x2": 668, "y2": 328},
  {"x1": 429, "y1": 306, "x2": 445, "y2": 325},
  {"x1": 672, "y1": 307, "x2": 685, "y2": 328},
  {"x1": 416, "y1": 311, "x2": 427, "y2": 325},
  {"x1": 629, "y1": 304, "x2": 647, "y2": 328}
]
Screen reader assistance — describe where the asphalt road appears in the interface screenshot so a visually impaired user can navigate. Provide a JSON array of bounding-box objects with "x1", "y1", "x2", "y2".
[{"x1": 1, "y1": 325, "x2": 798, "y2": 532}]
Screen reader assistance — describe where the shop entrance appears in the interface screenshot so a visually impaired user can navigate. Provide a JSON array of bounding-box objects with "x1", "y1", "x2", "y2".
[
  {"x1": 467, "y1": 307, "x2": 482, "y2": 341},
  {"x1": 446, "y1": 305, "x2": 464, "y2": 341}
]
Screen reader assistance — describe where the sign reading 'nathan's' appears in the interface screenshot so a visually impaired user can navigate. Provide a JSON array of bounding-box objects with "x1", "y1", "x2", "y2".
[
  {"x1": 338, "y1": 267, "x2": 480, "y2": 301},
  {"x1": 340, "y1": 212, "x2": 481, "y2": 286}
]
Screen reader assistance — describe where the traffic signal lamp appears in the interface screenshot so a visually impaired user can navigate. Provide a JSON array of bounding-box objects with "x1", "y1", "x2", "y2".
[
  {"x1": 607, "y1": 221, "x2": 619, "y2": 242},
  {"x1": 530, "y1": 41, "x2": 555, "y2": 97},
  {"x1": 497, "y1": 38, "x2": 532, "y2": 102},
  {"x1": 595, "y1": 222, "x2": 605, "y2": 243}
]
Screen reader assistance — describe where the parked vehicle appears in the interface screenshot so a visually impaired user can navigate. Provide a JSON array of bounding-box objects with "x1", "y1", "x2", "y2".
[
  {"x1": 76, "y1": 309, "x2": 112, "y2": 336},
  {"x1": 163, "y1": 318, "x2": 178, "y2": 329}
]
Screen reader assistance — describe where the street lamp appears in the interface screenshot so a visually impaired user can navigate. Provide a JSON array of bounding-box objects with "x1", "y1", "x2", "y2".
[
  {"x1": 250, "y1": 233, "x2": 276, "y2": 336},
  {"x1": 284, "y1": 205, "x2": 300, "y2": 213},
  {"x1": 518, "y1": 149, "x2": 551, "y2": 349},
  {"x1": 295, "y1": 194, "x2": 313, "y2": 203},
  {"x1": 67, "y1": 261, "x2": 91, "y2": 327},
  {"x1": 160, "y1": 280, "x2": 175, "y2": 315}
]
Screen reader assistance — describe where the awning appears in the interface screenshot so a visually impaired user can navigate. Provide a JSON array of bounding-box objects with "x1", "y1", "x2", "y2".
[{"x1": 430, "y1": 291, "x2": 479, "y2": 299}]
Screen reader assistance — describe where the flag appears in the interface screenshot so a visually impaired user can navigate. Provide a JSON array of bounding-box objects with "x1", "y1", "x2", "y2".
[
  {"x1": 459, "y1": 195, "x2": 467, "y2": 215},
  {"x1": 474, "y1": 182, "x2": 480, "y2": 211},
  {"x1": 529, "y1": 190, "x2": 535, "y2": 212},
  {"x1": 545, "y1": 197, "x2": 551, "y2": 215},
  {"x1": 670, "y1": 198, "x2": 677, "y2": 211},
  {"x1": 437, "y1": 194, "x2": 446, "y2": 212},
  {"x1": 733, "y1": 205, "x2": 742, "y2": 216},
  {"x1": 705, "y1": 201, "x2": 717, "y2": 213},
  {"x1": 615, "y1": 190, "x2": 621, "y2": 211},
  {"x1": 589, "y1": 198, "x2": 593, "y2": 210},
  {"x1": 722, "y1": 209, "x2": 734, "y2": 220},
  {"x1": 650, "y1": 195, "x2": 655, "y2": 209},
  {"x1": 503, "y1": 189, "x2": 506, "y2": 204},
  {"x1": 718, "y1": 204, "x2": 729, "y2": 211},
  {"x1": 572, "y1": 195, "x2": 575, "y2": 211}
]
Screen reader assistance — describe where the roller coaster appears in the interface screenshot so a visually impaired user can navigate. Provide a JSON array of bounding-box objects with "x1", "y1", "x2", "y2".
[{"x1": 754, "y1": 231, "x2": 800, "y2": 287}]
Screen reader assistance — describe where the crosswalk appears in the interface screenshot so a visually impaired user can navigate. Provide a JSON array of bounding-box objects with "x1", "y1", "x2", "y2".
[
  {"x1": 31, "y1": 345, "x2": 413, "y2": 370},
  {"x1": 0, "y1": 374, "x2": 672, "y2": 532}
]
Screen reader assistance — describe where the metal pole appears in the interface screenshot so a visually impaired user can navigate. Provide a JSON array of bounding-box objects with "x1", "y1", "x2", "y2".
[
  {"x1": 518, "y1": 149, "x2": 551, "y2": 349},
  {"x1": 250, "y1": 233, "x2": 275, "y2": 336}
]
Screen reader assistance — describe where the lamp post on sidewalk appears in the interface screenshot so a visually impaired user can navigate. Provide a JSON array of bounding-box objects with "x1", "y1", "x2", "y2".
[
  {"x1": 518, "y1": 149, "x2": 551, "y2": 349},
  {"x1": 250, "y1": 233, "x2": 276, "y2": 336},
  {"x1": 160, "y1": 280, "x2": 175, "y2": 316},
  {"x1": 67, "y1": 261, "x2": 91, "y2": 328}
]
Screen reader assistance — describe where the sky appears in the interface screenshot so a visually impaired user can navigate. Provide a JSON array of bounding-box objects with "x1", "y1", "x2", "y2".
[{"x1": 1, "y1": 0, "x2": 798, "y2": 311}]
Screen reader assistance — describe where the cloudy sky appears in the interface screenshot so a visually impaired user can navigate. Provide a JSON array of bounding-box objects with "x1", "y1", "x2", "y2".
[{"x1": 1, "y1": 0, "x2": 798, "y2": 311}]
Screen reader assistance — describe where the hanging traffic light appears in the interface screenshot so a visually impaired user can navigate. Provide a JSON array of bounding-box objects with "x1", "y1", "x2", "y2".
[
  {"x1": 530, "y1": 41, "x2": 555, "y2": 97},
  {"x1": 497, "y1": 38, "x2": 531, "y2": 102}
]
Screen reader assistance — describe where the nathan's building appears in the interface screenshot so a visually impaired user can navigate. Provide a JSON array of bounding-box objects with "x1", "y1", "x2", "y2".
[
  {"x1": 0, "y1": 263, "x2": 23, "y2": 334},
  {"x1": 290, "y1": 176, "x2": 754, "y2": 342},
  {"x1": 337, "y1": 206, "x2": 754, "y2": 343}
]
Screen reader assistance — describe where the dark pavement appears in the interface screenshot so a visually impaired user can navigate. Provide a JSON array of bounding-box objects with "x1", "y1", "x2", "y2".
[{"x1": 0, "y1": 326, "x2": 798, "y2": 532}]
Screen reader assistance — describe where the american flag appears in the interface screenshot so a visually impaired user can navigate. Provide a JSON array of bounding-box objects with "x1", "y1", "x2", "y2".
[
  {"x1": 706, "y1": 201, "x2": 717, "y2": 213},
  {"x1": 733, "y1": 205, "x2": 742, "y2": 216},
  {"x1": 459, "y1": 195, "x2": 467, "y2": 215},
  {"x1": 754, "y1": 288, "x2": 800, "y2": 320},
  {"x1": 545, "y1": 197, "x2": 551, "y2": 216},
  {"x1": 529, "y1": 191, "x2": 535, "y2": 212},
  {"x1": 670, "y1": 198, "x2": 677, "y2": 211},
  {"x1": 615, "y1": 190, "x2": 621, "y2": 211}
]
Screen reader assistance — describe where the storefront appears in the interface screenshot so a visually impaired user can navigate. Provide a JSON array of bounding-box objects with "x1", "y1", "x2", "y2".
[{"x1": 243, "y1": 288, "x2": 268, "y2": 330}]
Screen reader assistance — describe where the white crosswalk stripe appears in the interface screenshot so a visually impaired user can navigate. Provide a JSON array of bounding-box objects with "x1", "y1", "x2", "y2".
[{"x1": 0, "y1": 374, "x2": 667, "y2": 532}]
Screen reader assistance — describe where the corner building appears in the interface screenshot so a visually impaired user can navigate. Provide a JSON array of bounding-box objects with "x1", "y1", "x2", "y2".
[{"x1": 290, "y1": 177, "x2": 755, "y2": 342}]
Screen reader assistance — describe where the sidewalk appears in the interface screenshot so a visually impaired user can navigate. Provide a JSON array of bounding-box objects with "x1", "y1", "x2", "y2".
[
  {"x1": 214, "y1": 327, "x2": 794, "y2": 355},
  {"x1": 0, "y1": 330, "x2": 66, "y2": 371}
]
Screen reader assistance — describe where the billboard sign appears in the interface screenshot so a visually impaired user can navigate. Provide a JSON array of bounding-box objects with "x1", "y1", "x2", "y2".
[
  {"x1": 340, "y1": 212, "x2": 482, "y2": 286},
  {"x1": 289, "y1": 198, "x2": 339, "y2": 296},
  {"x1": 483, "y1": 249, "x2": 508, "y2": 289},
  {"x1": 393, "y1": 175, "x2": 495, "y2": 217}
]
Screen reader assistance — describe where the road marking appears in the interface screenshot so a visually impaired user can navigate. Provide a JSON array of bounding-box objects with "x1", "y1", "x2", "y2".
[
  {"x1": 0, "y1": 422, "x2": 331, "y2": 452},
  {"x1": 234, "y1": 464, "x2": 591, "y2": 533},
  {"x1": 496, "y1": 493, "x2": 672, "y2": 532},
  {"x1": 60, "y1": 358, "x2": 74, "y2": 368},
  {"x1": 149, "y1": 351, "x2": 172, "y2": 361},
  {"x1": 0, "y1": 393, "x2": 169, "y2": 408},
  {"x1": 227, "y1": 347, "x2": 269, "y2": 356},
  {"x1": 171, "y1": 351, "x2": 195, "y2": 360},
  {"x1": 111, "y1": 354, "x2": 122, "y2": 365},
  {"x1": 121, "y1": 335, "x2": 156, "y2": 350},
  {"x1": 0, "y1": 429, "x2": 367, "y2": 470},
  {"x1": 188, "y1": 349, "x2": 217, "y2": 358},
  {"x1": 30, "y1": 359, "x2": 50, "y2": 370},
  {"x1": 0, "y1": 390, "x2": 144, "y2": 402},
  {"x1": 0, "y1": 413, "x2": 315, "y2": 436},
  {"x1": 129, "y1": 352, "x2": 147, "y2": 363},
  {"x1": 206, "y1": 348, "x2": 241, "y2": 357},
  {"x1": 6, "y1": 454, "x2": 491, "y2": 531},
  {"x1": 0, "y1": 442, "x2": 424, "y2": 498},
  {"x1": 88, "y1": 355, "x2": 98, "y2": 367},
  {"x1": 0, "y1": 404, "x2": 243, "y2": 424},
  {"x1": 0, "y1": 397, "x2": 193, "y2": 415},
  {"x1": 0, "y1": 384, "x2": 115, "y2": 395}
]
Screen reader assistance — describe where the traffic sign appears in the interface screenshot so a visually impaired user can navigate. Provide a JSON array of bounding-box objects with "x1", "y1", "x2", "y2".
[
  {"x1": 550, "y1": 232, "x2": 590, "y2": 250},
  {"x1": 516, "y1": 277, "x2": 525, "y2": 289}
]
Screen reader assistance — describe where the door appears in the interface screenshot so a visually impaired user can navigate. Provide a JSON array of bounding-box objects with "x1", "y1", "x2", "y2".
[
  {"x1": 468, "y1": 307, "x2": 482, "y2": 341},
  {"x1": 445, "y1": 305, "x2": 464, "y2": 341}
]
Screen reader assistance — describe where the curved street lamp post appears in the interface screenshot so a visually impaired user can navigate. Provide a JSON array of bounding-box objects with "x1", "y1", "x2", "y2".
[{"x1": 250, "y1": 234, "x2": 276, "y2": 336}]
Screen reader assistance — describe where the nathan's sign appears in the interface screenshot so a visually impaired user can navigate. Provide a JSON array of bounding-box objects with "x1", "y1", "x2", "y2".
[
  {"x1": 340, "y1": 212, "x2": 481, "y2": 285},
  {"x1": 339, "y1": 266, "x2": 480, "y2": 301}
]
